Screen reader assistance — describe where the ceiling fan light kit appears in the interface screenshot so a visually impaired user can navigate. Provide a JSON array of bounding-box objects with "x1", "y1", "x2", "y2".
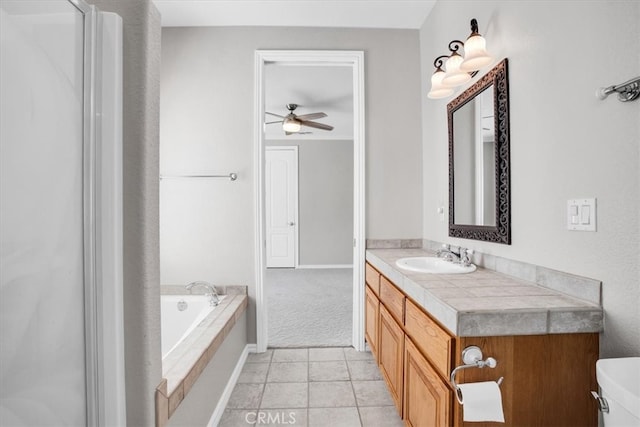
[
  {"x1": 265, "y1": 103, "x2": 334, "y2": 135},
  {"x1": 428, "y1": 18, "x2": 493, "y2": 100},
  {"x1": 282, "y1": 118, "x2": 301, "y2": 132}
]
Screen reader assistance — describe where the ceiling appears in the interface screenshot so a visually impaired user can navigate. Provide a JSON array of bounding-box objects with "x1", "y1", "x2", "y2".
[
  {"x1": 153, "y1": 1, "x2": 436, "y2": 29},
  {"x1": 154, "y1": 1, "x2": 435, "y2": 140},
  {"x1": 264, "y1": 65, "x2": 353, "y2": 140}
]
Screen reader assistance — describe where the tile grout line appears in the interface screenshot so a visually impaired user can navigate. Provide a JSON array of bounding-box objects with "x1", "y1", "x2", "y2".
[
  {"x1": 256, "y1": 349, "x2": 272, "y2": 416},
  {"x1": 344, "y1": 347, "x2": 365, "y2": 427},
  {"x1": 307, "y1": 348, "x2": 311, "y2": 424}
]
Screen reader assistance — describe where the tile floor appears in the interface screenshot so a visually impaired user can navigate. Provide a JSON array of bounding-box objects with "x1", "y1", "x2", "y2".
[{"x1": 219, "y1": 347, "x2": 404, "y2": 427}]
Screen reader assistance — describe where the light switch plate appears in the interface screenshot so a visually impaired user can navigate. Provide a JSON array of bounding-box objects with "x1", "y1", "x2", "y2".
[{"x1": 567, "y1": 198, "x2": 596, "y2": 231}]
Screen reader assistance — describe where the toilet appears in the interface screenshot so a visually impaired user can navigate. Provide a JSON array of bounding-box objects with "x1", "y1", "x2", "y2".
[{"x1": 595, "y1": 357, "x2": 640, "y2": 426}]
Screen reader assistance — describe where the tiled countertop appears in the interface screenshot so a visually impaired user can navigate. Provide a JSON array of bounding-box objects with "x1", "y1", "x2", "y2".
[{"x1": 366, "y1": 249, "x2": 603, "y2": 337}]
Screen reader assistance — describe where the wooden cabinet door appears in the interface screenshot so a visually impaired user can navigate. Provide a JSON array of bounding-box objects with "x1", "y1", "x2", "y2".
[
  {"x1": 379, "y1": 304, "x2": 404, "y2": 416},
  {"x1": 365, "y1": 285, "x2": 380, "y2": 361},
  {"x1": 404, "y1": 336, "x2": 452, "y2": 427},
  {"x1": 365, "y1": 262, "x2": 380, "y2": 296}
]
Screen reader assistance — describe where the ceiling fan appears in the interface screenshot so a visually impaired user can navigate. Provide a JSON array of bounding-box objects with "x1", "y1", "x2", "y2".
[{"x1": 265, "y1": 103, "x2": 334, "y2": 135}]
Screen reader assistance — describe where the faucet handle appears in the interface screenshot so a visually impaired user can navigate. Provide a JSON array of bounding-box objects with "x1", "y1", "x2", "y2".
[{"x1": 460, "y1": 248, "x2": 474, "y2": 266}]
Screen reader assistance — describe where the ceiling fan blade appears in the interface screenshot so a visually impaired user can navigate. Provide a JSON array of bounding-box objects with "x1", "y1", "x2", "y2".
[
  {"x1": 300, "y1": 120, "x2": 334, "y2": 131},
  {"x1": 265, "y1": 120, "x2": 282, "y2": 125},
  {"x1": 295, "y1": 112, "x2": 327, "y2": 121},
  {"x1": 285, "y1": 131, "x2": 312, "y2": 136},
  {"x1": 265, "y1": 111, "x2": 286, "y2": 119}
]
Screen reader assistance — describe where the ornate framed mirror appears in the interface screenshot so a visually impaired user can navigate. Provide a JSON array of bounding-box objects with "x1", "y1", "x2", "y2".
[{"x1": 448, "y1": 58, "x2": 510, "y2": 244}]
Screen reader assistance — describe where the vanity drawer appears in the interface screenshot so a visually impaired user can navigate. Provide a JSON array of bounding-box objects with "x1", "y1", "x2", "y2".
[
  {"x1": 365, "y1": 262, "x2": 381, "y2": 296},
  {"x1": 404, "y1": 299, "x2": 453, "y2": 379},
  {"x1": 380, "y1": 275, "x2": 405, "y2": 323}
]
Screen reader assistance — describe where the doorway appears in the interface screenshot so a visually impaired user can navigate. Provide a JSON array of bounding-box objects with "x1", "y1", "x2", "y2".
[{"x1": 254, "y1": 50, "x2": 366, "y2": 352}]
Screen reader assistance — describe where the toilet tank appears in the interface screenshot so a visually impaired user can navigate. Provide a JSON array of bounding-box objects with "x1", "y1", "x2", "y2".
[{"x1": 596, "y1": 357, "x2": 640, "y2": 426}]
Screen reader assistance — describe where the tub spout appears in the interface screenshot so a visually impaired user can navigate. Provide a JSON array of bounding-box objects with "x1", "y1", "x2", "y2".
[{"x1": 185, "y1": 281, "x2": 220, "y2": 306}]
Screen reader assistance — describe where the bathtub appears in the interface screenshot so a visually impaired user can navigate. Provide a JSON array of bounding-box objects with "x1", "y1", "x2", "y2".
[{"x1": 161, "y1": 294, "x2": 225, "y2": 359}]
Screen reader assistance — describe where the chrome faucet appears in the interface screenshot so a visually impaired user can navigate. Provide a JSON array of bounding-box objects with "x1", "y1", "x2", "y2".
[
  {"x1": 185, "y1": 281, "x2": 220, "y2": 306},
  {"x1": 436, "y1": 244, "x2": 474, "y2": 267},
  {"x1": 436, "y1": 244, "x2": 460, "y2": 261}
]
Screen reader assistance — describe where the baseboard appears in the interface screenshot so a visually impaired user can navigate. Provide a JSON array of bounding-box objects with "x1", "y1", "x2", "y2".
[
  {"x1": 296, "y1": 264, "x2": 353, "y2": 269},
  {"x1": 207, "y1": 344, "x2": 256, "y2": 427}
]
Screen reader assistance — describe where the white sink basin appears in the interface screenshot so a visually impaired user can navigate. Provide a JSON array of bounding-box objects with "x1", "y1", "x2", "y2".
[
  {"x1": 395, "y1": 257, "x2": 476, "y2": 274},
  {"x1": 596, "y1": 357, "x2": 640, "y2": 425}
]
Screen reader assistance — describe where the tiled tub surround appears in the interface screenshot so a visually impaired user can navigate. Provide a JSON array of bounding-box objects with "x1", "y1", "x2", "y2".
[
  {"x1": 366, "y1": 248, "x2": 603, "y2": 337},
  {"x1": 156, "y1": 286, "x2": 248, "y2": 426}
]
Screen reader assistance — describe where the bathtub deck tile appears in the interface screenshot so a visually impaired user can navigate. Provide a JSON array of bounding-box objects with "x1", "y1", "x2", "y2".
[
  {"x1": 167, "y1": 382, "x2": 184, "y2": 418},
  {"x1": 161, "y1": 292, "x2": 249, "y2": 422}
]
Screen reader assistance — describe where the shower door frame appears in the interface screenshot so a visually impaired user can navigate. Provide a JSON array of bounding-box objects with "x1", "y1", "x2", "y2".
[{"x1": 70, "y1": 1, "x2": 126, "y2": 425}]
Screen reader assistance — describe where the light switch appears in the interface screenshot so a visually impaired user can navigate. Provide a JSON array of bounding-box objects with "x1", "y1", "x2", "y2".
[
  {"x1": 569, "y1": 205, "x2": 579, "y2": 224},
  {"x1": 580, "y1": 205, "x2": 590, "y2": 224},
  {"x1": 567, "y1": 198, "x2": 596, "y2": 231}
]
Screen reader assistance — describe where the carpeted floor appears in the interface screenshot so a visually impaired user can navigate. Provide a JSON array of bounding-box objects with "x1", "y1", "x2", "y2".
[{"x1": 266, "y1": 268, "x2": 353, "y2": 348}]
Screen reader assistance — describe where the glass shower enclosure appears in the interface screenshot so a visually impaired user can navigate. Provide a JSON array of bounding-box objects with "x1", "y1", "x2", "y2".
[{"x1": 0, "y1": 0, "x2": 124, "y2": 425}]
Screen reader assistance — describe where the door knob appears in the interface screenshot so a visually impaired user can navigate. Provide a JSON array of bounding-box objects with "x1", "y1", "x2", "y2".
[{"x1": 288, "y1": 221, "x2": 295, "y2": 226}]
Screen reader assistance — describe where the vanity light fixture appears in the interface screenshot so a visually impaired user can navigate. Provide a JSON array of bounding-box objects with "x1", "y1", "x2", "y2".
[
  {"x1": 596, "y1": 75, "x2": 640, "y2": 102},
  {"x1": 428, "y1": 18, "x2": 493, "y2": 99}
]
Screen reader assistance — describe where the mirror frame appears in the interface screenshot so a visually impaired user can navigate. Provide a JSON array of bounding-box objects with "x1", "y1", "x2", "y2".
[{"x1": 447, "y1": 58, "x2": 511, "y2": 244}]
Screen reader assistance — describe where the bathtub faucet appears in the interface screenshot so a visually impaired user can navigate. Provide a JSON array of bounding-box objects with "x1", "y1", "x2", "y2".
[{"x1": 185, "y1": 281, "x2": 220, "y2": 307}]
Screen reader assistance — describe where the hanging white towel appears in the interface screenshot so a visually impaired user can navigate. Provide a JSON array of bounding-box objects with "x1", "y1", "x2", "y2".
[{"x1": 458, "y1": 381, "x2": 505, "y2": 423}]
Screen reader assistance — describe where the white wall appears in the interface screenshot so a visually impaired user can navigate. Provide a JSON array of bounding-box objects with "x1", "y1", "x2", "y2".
[
  {"x1": 160, "y1": 27, "x2": 423, "y2": 342},
  {"x1": 420, "y1": 0, "x2": 640, "y2": 357}
]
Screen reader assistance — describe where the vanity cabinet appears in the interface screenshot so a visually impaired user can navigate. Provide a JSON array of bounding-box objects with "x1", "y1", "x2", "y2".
[
  {"x1": 364, "y1": 286, "x2": 379, "y2": 359},
  {"x1": 379, "y1": 304, "x2": 404, "y2": 415},
  {"x1": 364, "y1": 261, "x2": 599, "y2": 427},
  {"x1": 404, "y1": 336, "x2": 452, "y2": 427},
  {"x1": 405, "y1": 299, "x2": 453, "y2": 379},
  {"x1": 364, "y1": 263, "x2": 381, "y2": 362}
]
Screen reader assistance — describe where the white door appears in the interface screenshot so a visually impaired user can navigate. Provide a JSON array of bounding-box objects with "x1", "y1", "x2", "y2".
[{"x1": 265, "y1": 147, "x2": 298, "y2": 268}]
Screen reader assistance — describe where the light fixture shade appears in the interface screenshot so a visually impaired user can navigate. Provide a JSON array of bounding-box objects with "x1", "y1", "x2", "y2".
[
  {"x1": 282, "y1": 118, "x2": 301, "y2": 132},
  {"x1": 442, "y1": 52, "x2": 471, "y2": 87},
  {"x1": 460, "y1": 34, "x2": 493, "y2": 71},
  {"x1": 427, "y1": 68, "x2": 455, "y2": 99}
]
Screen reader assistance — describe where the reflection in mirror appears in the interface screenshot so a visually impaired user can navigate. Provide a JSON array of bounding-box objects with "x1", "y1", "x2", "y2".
[
  {"x1": 448, "y1": 59, "x2": 510, "y2": 244},
  {"x1": 453, "y1": 87, "x2": 495, "y2": 226}
]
